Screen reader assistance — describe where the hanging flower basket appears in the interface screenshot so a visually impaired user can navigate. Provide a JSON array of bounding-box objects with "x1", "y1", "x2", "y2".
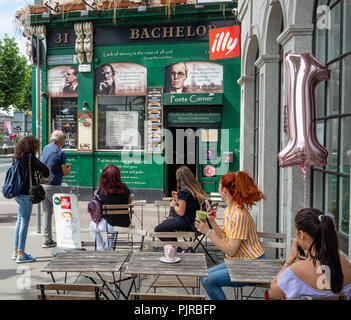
[
  {"x1": 28, "y1": 5, "x2": 47, "y2": 14},
  {"x1": 60, "y1": 3, "x2": 86, "y2": 12}
]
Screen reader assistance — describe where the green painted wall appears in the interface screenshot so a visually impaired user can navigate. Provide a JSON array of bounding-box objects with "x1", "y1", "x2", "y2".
[{"x1": 36, "y1": 5, "x2": 240, "y2": 195}]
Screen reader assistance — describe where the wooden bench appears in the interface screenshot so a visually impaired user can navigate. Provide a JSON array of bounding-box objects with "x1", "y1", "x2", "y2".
[
  {"x1": 36, "y1": 283, "x2": 104, "y2": 300},
  {"x1": 130, "y1": 292, "x2": 206, "y2": 300}
]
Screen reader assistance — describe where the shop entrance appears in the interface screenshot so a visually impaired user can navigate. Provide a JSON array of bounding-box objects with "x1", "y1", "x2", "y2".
[
  {"x1": 166, "y1": 127, "x2": 199, "y2": 195},
  {"x1": 165, "y1": 108, "x2": 222, "y2": 197}
]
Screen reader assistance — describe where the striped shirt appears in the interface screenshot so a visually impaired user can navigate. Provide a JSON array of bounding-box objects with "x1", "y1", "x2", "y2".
[{"x1": 222, "y1": 203, "x2": 264, "y2": 259}]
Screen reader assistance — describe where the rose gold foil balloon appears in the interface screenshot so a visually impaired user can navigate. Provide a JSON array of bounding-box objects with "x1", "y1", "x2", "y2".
[{"x1": 278, "y1": 53, "x2": 330, "y2": 168}]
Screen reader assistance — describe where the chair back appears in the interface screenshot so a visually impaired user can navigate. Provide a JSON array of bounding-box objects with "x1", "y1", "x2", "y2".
[
  {"x1": 102, "y1": 204, "x2": 134, "y2": 217},
  {"x1": 257, "y1": 232, "x2": 287, "y2": 260},
  {"x1": 36, "y1": 283, "x2": 104, "y2": 300}
]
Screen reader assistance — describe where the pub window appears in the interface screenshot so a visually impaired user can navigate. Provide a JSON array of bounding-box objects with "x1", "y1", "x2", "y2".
[
  {"x1": 50, "y1": 98, "x2": 78, "y2": 149},
  {"x1": 97, "y1": 96, "x2": 145, "y2": 151},
  {"x1": 312, "y1": 0, "x2": 351, "y2": 253}
]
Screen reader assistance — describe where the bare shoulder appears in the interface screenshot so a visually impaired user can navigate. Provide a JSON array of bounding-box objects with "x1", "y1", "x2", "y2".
[{"x1": 290, "y1": 260, "x2": 316, "y2": 283}]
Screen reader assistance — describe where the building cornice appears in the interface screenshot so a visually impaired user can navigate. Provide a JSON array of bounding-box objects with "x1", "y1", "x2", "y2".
[
  {"x1": 237, "y1": 75, "x2": 255, "y2": 86},
  {"x1": 255, "y1": 54, "x2": 281, "y2": 68},
  {"x1": 277, "y1": 25, "x2": 314, "y2": 46}
]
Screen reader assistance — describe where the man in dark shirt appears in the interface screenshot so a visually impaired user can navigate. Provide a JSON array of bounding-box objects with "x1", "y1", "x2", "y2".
[{"x1": 41, "y1": 130, "x2": 71, "y2": 248}]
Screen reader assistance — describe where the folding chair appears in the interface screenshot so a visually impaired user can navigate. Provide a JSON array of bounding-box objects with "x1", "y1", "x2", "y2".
[
  {"x1": 36, "y1": 283, "x2": 104, "y2": 300},
  {"x1": 102, "y1": 204, "x2": 134, "y2": 251}
]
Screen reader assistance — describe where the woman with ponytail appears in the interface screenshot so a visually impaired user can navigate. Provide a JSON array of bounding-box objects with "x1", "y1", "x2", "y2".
[
  {"x1": 195, "y1": 171, "x2": 265, "y2": 300},
  {"x1": 270, "y1": 208, "x2": 351, "y2": 299}
]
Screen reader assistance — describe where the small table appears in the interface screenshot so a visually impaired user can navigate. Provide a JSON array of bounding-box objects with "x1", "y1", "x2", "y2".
[
  {"x1": 41, "y1": 250, "x2": 132, "y2": 300},
  {"x1": 225, "y1": 259, "x2": 285, "y2": 300},
  {"x1": 224, "y1": 259, "x2": 284, "y2": 284},
  {"x1": 125, "y1": 252, "x2": 208, "y2": 294}
]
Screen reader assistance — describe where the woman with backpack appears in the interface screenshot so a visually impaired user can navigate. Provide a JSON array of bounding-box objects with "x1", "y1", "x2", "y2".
[
  {"x1": 12, "y1": 136, "x2": 49, "y2": 263},
  {"x1": 89, "y1": 164, "x2": 132, "y2": 251}
]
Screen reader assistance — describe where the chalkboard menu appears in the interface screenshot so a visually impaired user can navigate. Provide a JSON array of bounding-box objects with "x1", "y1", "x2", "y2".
[{"x1": 146, "y1": 87, "x2": 163, "y2": 153}]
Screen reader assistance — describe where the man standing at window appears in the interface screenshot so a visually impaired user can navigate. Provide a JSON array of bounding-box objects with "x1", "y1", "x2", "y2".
[
  {"x1": 62, "y1": 67, "x2": 78, "y2": 96},
  {"x1": 41, "y1": 130, "x2": 71, "y2": 248},
  {"x1": 166, "y1": 62, "x2": 188, "y2": 93}
]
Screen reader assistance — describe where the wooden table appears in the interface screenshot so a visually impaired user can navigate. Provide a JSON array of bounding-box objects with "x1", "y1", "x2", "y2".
[
  {"x1": 41, "y1": 250, "x2": 132, "y2": 300},
  {"x1": 125, "y1": 252, "x2": 208, "y2": 294},
  {"x1": 224, "y1": 259, "x2": 285, "y2": 284}
]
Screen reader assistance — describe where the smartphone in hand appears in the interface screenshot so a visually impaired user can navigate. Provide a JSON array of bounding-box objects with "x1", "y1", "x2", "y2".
[{"x1": 297, "y1": 245, "x2": 307, "y2": 260}]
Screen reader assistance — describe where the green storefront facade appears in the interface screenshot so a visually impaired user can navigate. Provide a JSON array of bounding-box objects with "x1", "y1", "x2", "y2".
[{"x1": 30, "y1": 4, "x2": 240, "y2": 201}]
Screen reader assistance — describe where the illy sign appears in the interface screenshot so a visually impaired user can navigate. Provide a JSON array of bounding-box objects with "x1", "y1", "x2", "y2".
[{"x1": 209, "y1": 26, "x2": 240, "y2": 60}]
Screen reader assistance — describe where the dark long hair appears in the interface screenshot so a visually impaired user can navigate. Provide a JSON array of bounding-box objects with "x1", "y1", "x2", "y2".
[
  {"x1": 176, "y1": 166, "x2": 209, "y2": 205},
  {"x1": 295, "y1": 208, "x2": 343, "y2": 293},
  {"x1": 98, "y1": 164, "x2": 126, "y2": 196},
  {"x1": 14, "y1": 136, "x2": 39, "y2": 160},
  {"x1": 220, "y1": 171, "x2": 265, "y2": 210}
]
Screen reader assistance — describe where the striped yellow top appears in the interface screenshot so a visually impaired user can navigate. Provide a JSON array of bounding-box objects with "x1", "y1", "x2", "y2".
[{"x1": 222, "y1": 203, "x2": 264, "y2": 259}]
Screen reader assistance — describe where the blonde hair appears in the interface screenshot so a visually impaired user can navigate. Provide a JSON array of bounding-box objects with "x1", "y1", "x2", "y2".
[{"x1": 176, "y1": 166, "x2": 209, "y2": 205}]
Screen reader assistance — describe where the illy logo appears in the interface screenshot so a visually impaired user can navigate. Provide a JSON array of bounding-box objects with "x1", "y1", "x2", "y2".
[
  {"x1": 60, "y1": 197, "x2": 71, "y2": 210},
  {"x1": 209, "y1": 26, "x2": 240, "y2": 60}
]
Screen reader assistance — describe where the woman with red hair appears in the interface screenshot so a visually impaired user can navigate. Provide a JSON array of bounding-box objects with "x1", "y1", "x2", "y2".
[
  {"x1": 89, "y1": 164, "x2": 132, "y2": 251},
  {"x1": 195, "y1": 171, "x2": 265, "y2": 300}
]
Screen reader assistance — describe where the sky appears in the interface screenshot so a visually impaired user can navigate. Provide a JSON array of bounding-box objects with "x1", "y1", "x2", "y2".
[{"x1": 0, "y1": 0, "x2": 33, "y2": 59}]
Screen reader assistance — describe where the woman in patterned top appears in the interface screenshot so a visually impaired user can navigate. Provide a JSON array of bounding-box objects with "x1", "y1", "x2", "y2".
[{"x1": 195, "y1": 171, "x2": 265, "y2": 300}]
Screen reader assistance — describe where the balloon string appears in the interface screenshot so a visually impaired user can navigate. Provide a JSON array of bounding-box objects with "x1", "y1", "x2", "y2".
[{"x1": 304, "y1": 176, "x2": 307, "y2": 208}]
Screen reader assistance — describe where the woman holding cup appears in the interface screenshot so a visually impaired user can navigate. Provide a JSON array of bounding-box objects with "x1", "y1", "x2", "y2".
[
  {"x1": 195, "y1": 171, "x2": 265, "y2": 300},
  {"x1": 154, "y1": 166, "x2": 209, "y2": 250}
]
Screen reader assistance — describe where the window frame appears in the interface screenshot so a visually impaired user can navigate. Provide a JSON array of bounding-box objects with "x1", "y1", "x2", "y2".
[
  {"x1": 95, "y1": 95, "x2": 147, "y2": 152},
  {"x1": 312, "y1": 0, "x2": 351, "y2": 245}
]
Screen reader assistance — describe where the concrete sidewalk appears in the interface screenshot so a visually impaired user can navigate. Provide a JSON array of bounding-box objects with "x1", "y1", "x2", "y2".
[{"x1": 0, "y1": 200, "x2": 244, "y2": 300}]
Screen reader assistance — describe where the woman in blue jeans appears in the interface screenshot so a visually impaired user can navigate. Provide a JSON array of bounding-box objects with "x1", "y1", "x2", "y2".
[
  {"x1": 195, "y1": 171, "x2": 266, "y2": 300},
  {"x1": 12, "y1": 136, "x2": 49, "y2": 263}
]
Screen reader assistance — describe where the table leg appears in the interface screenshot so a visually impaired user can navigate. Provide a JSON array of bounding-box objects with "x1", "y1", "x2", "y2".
[
  {"x1": 147, "y1": 275, "x2": 160, "y2": 293},
  {"x1": 175, "y1": 276, "x2": 190, "y2": 295}
]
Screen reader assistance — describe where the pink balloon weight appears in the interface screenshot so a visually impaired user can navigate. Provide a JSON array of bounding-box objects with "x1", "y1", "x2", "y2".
[{"x1": 278, "y1": 53, "x2": 330, "y2": 168}]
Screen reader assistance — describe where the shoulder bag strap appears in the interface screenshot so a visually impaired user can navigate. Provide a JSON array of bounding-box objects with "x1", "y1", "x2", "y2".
[
  {"x1": 28, "y1": 153, "x2": 33, "y2": 189},
  {"x1": 44, "y1": 148, "x2": 60, "y2": 166}
]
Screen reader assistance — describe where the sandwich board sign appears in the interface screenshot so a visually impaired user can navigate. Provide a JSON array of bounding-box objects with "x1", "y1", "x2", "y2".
[{"x1": 53, "y1": 193, "x2": 82, "y2": 250}]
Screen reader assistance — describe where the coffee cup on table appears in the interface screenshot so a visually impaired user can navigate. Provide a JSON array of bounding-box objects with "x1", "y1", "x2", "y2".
[
  {"x1": 164, "y1": 244, "x2": 177, "y2": 261},
  {"x1": 196, "y1": 210, "x2": 207, "y2": 222}
]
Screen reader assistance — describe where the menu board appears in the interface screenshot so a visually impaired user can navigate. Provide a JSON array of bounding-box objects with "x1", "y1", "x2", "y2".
[
  {"x1": 78, "y1": 113, "x2": 93, "y2": 151},
  {"x1": 146, "y1": 87, "x2": 163, "y2": 153}
]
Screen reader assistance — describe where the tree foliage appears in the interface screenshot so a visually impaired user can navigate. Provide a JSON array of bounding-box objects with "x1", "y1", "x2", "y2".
[{"x1": 0, "y1": 35, "x2": 31, "y2": 112}]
